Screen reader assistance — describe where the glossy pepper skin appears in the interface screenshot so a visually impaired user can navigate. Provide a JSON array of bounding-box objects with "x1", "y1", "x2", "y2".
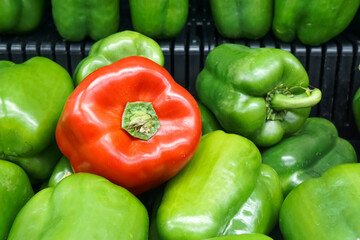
[
  {"x1": 48, "y1": 156, "x2": 73, "y2": 187},
  {"x1": 205, "y1": 234, "x2": 274, "y2": 240},
  {"x1": 273, "y1": 0, "x2": 360, "y2": 45},
  {"x1": 280, "y1": 163, "x2": 360, "y2": 240},
  {"x1": 209, "y1": 0, "x2": 273, "y2": 39},
  {"x1": 56, "y1": 56, "x2": 202, "y2": 195},
  {"x1": 0, "y1": 0, "x2": 44, "y2": 34},
  {"x1": 7, "y1": 142, "x2": 62, "y2": 183},
  {"x1": 150, "y1": 131, "x2": 283, "y2": 240},
  {"x1": 129, "y1": 0, "x2": 188, "y2": 39},
  {"x1": 73, "y1": 30, "x2": 164, "y2": 85},
  {"x1": 262, "y1": 117, "x2": 357, "y2": 196},
  {"x1": 198, "y1": 101, "x2": 223, "y2": 135},
  {"x1": 8, "y1": 173, "x2": 149, "y2": 240},
  {"x1": 196, "y1": 44, "x2": 321, "y2": 147},
  {"x1": 51, "y1": 0, "x2": 119, "y2": 41},
  {"x1": 0, "y1": 57, "x2": 74, "y2": 182},
  {"x1": 353, "y1": 88, "x2": 360, "y2": 133},
  {"x1": 0, "y1": 160, "x2": 34, "y2": 240}
]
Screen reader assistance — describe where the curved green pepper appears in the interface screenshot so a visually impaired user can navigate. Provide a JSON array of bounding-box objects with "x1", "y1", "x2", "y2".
[
  {"x1": 8, "y1": 173, "x2": 149, "y2": 239},
  {"x1": 0, "y1": 57, "x2": 74, "y2": 181},
  {"x1": 353, "y1": 88, "x2": 360, "y2": 133},
  {"x1": 205, "y1": 234, "x2": 274, "y2": 240},
  {"x1": 209, "y1": 0, "x2": 273, "y2": 39},
  {"x1": 198, "y1": 101, "x2": 223, "y2": 135},
  {"x1": 280, "y1": 163, "x2": 360, "y2": 239},
  {"x1": 73, "y1": 30, "x2": 164, "y2": 85},
  {"x1": 196, "y1": 44, "x2": 321, "y2": 147},
  {"x1": 48, "y1": 156, "x2": 73, "y2": 188},
  {"x1": 129, "y1": 0, "x2": 188, "y2": 39},
  {"x1": 0, "y1": 160, "x2": 34, "y2": 240},
  {"x1": 51, "y1": 0, "x2": 120, "y2": 41},
  {"x1": 262, "y1": 117, "x2": 357, "y2": 196},
  {"x1": 0, "y1": 0, "x2": 44, "y2": 34},
  {"x1": 150, "y1": 130, "x2": 282, "y2": 240},
  {"x1": 273, "y1": 0, "x2": 360, "y2": 45}
]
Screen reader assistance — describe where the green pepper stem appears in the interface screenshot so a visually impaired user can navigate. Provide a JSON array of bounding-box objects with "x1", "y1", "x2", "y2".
[{"x1": 270, "y1": 88, "x2": 322, "y2": 110}]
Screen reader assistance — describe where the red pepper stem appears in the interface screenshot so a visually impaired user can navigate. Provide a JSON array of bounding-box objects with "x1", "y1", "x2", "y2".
[{"x1": 121, "y1": 102, "x2": 161, "y2": 140}]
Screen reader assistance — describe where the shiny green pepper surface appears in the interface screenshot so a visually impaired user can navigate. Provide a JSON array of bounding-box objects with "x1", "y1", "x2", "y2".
[
  {"x1": 196, "y1": 44, "x2": 321, "y2": 147},
  {"x1": 8, "y1": 173, "x2": 149, "y2": 240},
  {"x1": 197, "y1": 101, "x2": 223, "y2": 135},
  {"x1": 205, "y1": 234, "x2": 274, "y2": 240},
  {"x1": 0, "y1": 160, "x2": 33, "y2": 240},
  {"x1": 280, "y1": 163, "x2": 360, "y2": 240},
  {"x1": 151, "y1": 130, "x2": 282, "y2": 240},
  {"x1": 262, "y1": 117, "x2": 357, "y2": 196},
  {"x1": 273, "y1": 0, "x2": 360, "y2": 45},
  {"x1": 73, "y1": 30, "x2": 164, "y2": 85},
  {"x1": 48, "y1": 156, "x2": 73, "y2": 187},
  {"x1": 0, "y1": 57, "x2": 74, "y2": 181}
]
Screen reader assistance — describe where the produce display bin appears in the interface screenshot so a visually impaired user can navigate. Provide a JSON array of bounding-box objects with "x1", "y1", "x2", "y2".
[
  {"x1": 1, "y1": 1, "x2": 360, "y2": 140},
  {"x1": 1, "y1": 0, "x2": 360, "y2": 239}
]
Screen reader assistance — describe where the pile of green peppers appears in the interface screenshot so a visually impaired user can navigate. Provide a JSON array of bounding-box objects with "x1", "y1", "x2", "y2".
[
  {"x1": 0, "y1": 0, "x2": 189, "y2": 41},
  {"x1": 0, "y1": 0, "x2": 44, "y2": 34},
  {"x1": 193, "y1": 43, "x2": 360, "y2": 239},
  {"x1": 1, "y1": 7, "x2": 360, "y2": 239},
  {"x1": 210, "y1": 0, "x2": 360, "y2": 45},
  {"x1": 3, "y1": 0, "x2": 359, "y2": 45}
]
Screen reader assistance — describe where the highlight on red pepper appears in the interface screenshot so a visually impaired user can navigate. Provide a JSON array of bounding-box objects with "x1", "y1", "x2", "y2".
[{"x1": 55, "y1": 56, "x2": 202, "y2": 194}]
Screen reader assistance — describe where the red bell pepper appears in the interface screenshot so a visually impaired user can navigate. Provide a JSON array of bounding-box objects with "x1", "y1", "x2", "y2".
[{"x1": 55, "y1": 56, "x2": 202, "y2": 194}]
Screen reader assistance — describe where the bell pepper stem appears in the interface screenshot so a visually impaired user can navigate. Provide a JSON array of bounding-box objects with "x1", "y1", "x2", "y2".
[
  {"x1": 270, "y1": 88, "x2": 322, "y2": 110},
  {"x1": 128, "y1": 111, "x2": 153, "y2": 134},
  {"x1": 122, "y1": 102, "x2": 161, "y2": 140}
]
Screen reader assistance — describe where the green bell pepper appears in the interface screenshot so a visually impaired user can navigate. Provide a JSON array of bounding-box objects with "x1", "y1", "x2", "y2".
[
  {"x1": 8, "y1": 173, "x2": 149, "y2": 240},
  {"x1": 51, "y1": 0, "x2": 120, "y2": 41},
  {"x1": 353, "y1": 88, "x2": 360, "y2": 133},
  {"x1": 280, "y1": 163, "x2": 360, "y2": 239},
  {"x1": 129, "y1": 0, "x2": 188, "y2": 39},
  {"x1": 209, "y1": 0, "x2": 273, "y2": 39},
  {"x1": 0, "y1": 0, "x2": 44, "y2": 34},
  {"x1": 0, "y1": 57, "x2": 74, "y2": 182},
  {"x1": 7, "y1": 142, "x2": 62, "y2": 184},
  {"x1": 204, "y1": 234, "x2": 274, "y2": 240},
  {"x1": 48, "y1": 156, "x2": 73, "y2": 187},
  {"x1": 196, "y1": 44, "x2": 322, "y2": 147},
  {"x1": 0, "y1": 160, "x2": 34, "y2": 240},
  {"x1": 150, "y1": 130, "x2": 283, "y2": 240},
  {"x1": 273, "y1": 0, "x2": 360, "y2": 45},
  {"x1": 262, "y1": 117, "x2": 357, "y2": 196},
  {"x1": 198, "y1": 101, "x2": 223, "y2": 135},
  {"x1": 73, "y1": 30, "x2": 164, "y2": 85},
  {"x1": 37, "y1": 156, "x2": 73, "y2": 197}
]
